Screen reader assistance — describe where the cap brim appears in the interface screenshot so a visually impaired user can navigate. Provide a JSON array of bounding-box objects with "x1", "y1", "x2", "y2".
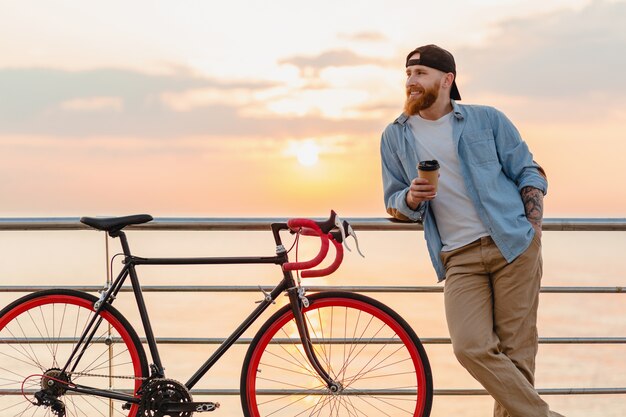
[{"x1": 451, "y1": 80, "x2": 461, "y2": 100}]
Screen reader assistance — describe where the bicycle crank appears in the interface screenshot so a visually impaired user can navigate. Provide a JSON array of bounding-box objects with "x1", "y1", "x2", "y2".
[
  {"x1": 161, "y1": 401, "x2": 220, "y2": 413},
  {"x1": 138, "y1": 378, "x2": 220, "y2": 416}
]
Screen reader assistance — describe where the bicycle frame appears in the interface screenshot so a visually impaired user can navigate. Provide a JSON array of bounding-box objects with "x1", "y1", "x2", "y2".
[{"x1": 59, "y1": 223, "x2": 336, "y2": 404}]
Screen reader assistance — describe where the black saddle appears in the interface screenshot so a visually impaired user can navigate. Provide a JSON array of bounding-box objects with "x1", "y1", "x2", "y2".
[{"x1": 80, "y1": 214, "x2": 153, "y2": 232}]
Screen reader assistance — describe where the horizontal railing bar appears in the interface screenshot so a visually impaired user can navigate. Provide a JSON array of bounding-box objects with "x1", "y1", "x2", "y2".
[
  {"x1": 435, "y1": 387, "x2": 626, "y2": 396},
  {"x1": 0, "y1": 285, "x2": 624, "y2": 293},
  {"x1": 1, "y1": 217, "x2": 625, "y2": 231},
  {"x1": 4, "y1": 387, "x2": 626, "y2": 396},
  {"x1": 186, "y1": 387, "x2": 626, "y2": 396},
  {"x1": 0, "y1": 337, "x2": 403, "y2": 345},
  {"x1": 3, "y1": 336, "x2": 625, "y2": 345}
]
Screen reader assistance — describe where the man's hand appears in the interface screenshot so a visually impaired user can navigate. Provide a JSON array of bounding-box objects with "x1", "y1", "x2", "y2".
[
  {"x1": 406, "y1": 177, "x2": 437, "y2": 210},
  {"x1": 521, "y1": 186, "x2": 544, "y2": 239}
]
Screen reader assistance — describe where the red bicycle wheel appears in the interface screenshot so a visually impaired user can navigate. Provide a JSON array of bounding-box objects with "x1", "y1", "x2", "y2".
[
  {"x1": 241, "y1": 291, "x2": 432, "y2": 417},
  {"x1": 0, "y1": 289, "x2": 148, "y2": 417}
]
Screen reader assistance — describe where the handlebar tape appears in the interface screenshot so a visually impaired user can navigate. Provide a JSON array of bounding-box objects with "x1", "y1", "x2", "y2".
[
  {"x1": 301, "y1": 238, "x2": 344, "y2": 278},
  {"x1": 283, "y1": 214, "x2": 344, "y2": 276},
  {"x1": 287, "y1": 212, "x2": 336, "y2": 234},
  {"x1": 286, "y1": 218, "x2": 322, "y2": 234},
  {"x1": 282, "y1": 221, "x2": 329, "y2": 271}
]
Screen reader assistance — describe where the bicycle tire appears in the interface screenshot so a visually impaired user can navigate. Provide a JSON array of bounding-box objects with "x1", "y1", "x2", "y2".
[
  {"x1": 0, "y1": 289, "x2": 148, "y2": 417},
  {"x1": 241, "y1": 291, "x2": 433, "y2": 417}
]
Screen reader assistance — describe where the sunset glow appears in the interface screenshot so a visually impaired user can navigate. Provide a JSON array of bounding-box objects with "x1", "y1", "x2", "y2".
[{"x1": 0, "y1": 0, "x2": 623, "y2": 217}]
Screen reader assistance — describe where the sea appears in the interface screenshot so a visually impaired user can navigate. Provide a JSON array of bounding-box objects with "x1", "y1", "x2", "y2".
[{"x1": 0, "y1": 227, "x2": 624, "y2": 416}]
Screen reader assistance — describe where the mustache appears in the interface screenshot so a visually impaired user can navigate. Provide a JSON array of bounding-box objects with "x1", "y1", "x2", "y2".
[{"x1": 406, "y1": 86, "x2": 425, "y2": 96}]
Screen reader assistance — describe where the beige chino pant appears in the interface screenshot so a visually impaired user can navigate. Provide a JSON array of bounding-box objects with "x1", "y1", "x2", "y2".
[{"x1": 441, "y1": 235, "x2": 565, "y2": 417}]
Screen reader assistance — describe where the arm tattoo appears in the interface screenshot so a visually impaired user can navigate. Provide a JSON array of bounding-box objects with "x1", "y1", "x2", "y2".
[{"x1": 521, "y1": 186, "x2": 544, "y2": 228}]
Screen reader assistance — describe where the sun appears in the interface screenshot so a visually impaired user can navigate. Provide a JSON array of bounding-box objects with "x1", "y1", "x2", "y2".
[{"x1": 288, "y1": 140, "x2": 320, "y2": 167}]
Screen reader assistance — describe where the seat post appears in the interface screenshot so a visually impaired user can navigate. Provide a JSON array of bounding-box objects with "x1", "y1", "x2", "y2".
[{"x1": 110, "y1": 230, "x2": 133, "y2": 258}]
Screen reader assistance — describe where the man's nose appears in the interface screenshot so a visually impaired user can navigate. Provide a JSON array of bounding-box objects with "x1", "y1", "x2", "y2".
[{"x1": 407, "y1": 78, "x2": 419, "y2": 88}]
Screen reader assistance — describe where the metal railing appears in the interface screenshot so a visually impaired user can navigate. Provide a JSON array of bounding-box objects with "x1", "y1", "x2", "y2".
[
  {"x1": 1, "y1": 216, "x2": 625, "y2": 399},
  {"x1": 1, "y1": 217, "x2": 626, "y2": 231}
]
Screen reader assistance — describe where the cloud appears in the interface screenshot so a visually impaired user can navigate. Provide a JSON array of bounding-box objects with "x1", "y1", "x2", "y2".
[
  {"x1": 60, "y1": 97, "x2": 124, "y2": 112},
  {"x1": 458, "y1": 0, "x2": 626, "y2": 99},
  {"x1": 0, "y1": 66, "x2": 390, "y2": 139},
  {"x1": 279, "y1": 49, "x2": 388, "y2": 75},
  {"x1": 159, "y1": 88, "x2": 253, "y2": 112},
  {"x1": 338, "y1": 31, "x2": 388, "y2": 42},
  {"x1": 0, "y1": 67, "x2": 274, "y2": 120},
  {"x1": 2, "y1": 101, "x2": 384, "y2": 139}
]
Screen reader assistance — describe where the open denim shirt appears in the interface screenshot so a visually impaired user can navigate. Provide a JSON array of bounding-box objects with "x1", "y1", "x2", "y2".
[{"x1": 380, "y1": 101, "x2": 548, "y2": 282}]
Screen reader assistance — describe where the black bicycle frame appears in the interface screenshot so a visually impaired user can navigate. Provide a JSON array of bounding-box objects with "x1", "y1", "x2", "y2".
[{"x1": 59, "y1": 223, "x2": 336, "y2": 404}]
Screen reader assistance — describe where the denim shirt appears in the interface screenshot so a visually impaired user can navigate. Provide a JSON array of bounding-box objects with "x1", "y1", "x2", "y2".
[{"x1": 380, "y1": 101, "x2": 548, "y2": 282}]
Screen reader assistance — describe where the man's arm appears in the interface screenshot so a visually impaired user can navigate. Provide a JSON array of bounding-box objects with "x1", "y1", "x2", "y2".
[
  {"x1": 381, "y1": 128, "x2": 426, "y2": 222},
  {"x1": 521, "y1": 186, "x2": 544, "y2": 238},
  {"x1": 490, "y1": 109, "x2": 548, "y2": 195}
]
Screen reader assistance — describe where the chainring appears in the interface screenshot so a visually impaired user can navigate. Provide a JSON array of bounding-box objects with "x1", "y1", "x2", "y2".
[{"x1": 138, "y1": 378, "x2": 193, "y2": 417}]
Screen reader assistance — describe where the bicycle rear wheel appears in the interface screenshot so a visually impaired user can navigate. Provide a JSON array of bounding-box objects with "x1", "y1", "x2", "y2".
[
  {"x1": 241, "y1": 291, "x2": 433, "y2": 417},
  {"x1": 0, "y1": 289, "x2": 148, "y2": 417}
]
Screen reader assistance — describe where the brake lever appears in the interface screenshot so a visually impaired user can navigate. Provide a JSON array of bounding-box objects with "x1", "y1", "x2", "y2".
[
  {"x1": 333, "y1": 215, "x2": 348, "y2": 249},
  {"x1": 342, "y1": 220, "x2": 365, "y2": 258}
]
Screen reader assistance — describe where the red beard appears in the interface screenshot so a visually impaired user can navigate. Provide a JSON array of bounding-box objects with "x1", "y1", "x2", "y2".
[{"x1": 404, "y1": 81, "x2": 440, "y2": 115}]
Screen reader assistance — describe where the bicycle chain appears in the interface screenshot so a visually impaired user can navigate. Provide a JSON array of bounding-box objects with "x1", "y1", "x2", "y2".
[{"x1": 68, "y1": 371, "x2": 148, "y2": 381}]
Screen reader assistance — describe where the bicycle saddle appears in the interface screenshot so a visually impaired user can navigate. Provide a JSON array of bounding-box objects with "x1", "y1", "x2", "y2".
[{"x1": 80, "y1": 214, "x2": 153, "y2": 232}]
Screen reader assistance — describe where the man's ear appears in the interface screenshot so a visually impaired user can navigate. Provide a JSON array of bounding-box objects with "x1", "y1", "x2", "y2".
[{"x1": 441, "y1": 72, "x2": 455, "y2": 89}]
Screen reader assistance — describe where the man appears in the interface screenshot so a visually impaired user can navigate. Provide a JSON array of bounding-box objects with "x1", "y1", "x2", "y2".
[{"x1": 380, "y1": 44, "x2": 564, "y2": 417}]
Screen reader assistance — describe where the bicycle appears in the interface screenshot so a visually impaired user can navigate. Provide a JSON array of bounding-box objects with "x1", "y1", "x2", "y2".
[{"x1": 0, "y1": 211, "x2": 433, "y2": 417}]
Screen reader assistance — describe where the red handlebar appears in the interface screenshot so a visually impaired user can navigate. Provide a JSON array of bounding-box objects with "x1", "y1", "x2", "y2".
[
  {"x1": 301, "y1": 238, "x2": 343, "y2": 278},
  {"x1": 282, "y1": 217, "x2": 344, "y2": 277}
]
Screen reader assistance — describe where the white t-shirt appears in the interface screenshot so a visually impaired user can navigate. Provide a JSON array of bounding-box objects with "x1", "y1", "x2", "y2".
[{"x1": 408, "y1": 112, "x2": 489, "y2": 251}]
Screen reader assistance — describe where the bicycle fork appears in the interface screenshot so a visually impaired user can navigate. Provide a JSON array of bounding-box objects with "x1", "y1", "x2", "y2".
[{"x1": 286, "y1": 286, "x2": 343, "y2": 393}]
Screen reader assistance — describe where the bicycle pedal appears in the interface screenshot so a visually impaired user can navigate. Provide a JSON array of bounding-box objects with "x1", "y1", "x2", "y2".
[{"x1": 196, "y1": 402, "x2": 220, "y2": 413}]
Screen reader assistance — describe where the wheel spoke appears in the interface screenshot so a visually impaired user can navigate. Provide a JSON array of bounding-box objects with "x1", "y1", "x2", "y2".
[
  {"x1": 256, "y1": 382, "x2": 325, "y2": 407},
  {"x1": 0, "y1": 291, "x2": 145, "y2": 417},
  {"x1": 343, "y1": 342, "x2": 410, "y2": 388},
  {"x1": 314, "y1": 308, "x2": 331, "y2": 370},
  {"x1": 333, "y1": 318, "x2": 383, "y2": 380},
  {"x1": 275, "y1": 327, "x2": 326, "y2": 386},
  {"x1": 262, "y1": 392, "x2": 322, "y2": 417},
  {"x1": 34, "y1": 308, "x2": 54, "y2": 366},
  {"x1": 347, "y1": 388, "x2": 416, "y2": 415},
  {"x1": 244, "y1": 293, "x2": 431, "y2": 417},
  {"x1": 10, "y1": 319, "x2": 45, "y2": 370}
]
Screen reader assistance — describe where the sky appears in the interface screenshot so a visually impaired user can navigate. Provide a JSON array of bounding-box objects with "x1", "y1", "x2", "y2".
[{"x1": 1, "y1": 0, "x2": 625, "y2": 217}]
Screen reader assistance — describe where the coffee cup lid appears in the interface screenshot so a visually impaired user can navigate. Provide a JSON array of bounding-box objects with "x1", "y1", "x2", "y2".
[{"x1": 418, "y1": 160, "x2": 440, "y2": 171}]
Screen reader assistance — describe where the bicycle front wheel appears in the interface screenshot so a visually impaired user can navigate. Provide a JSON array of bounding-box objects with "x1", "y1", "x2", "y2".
[
  {"x1": 0, "y1": 289, "x2": 148, "y2": 417},
  {"x1": 241, "y1": 291, "x2": 433, "y2": 417}
]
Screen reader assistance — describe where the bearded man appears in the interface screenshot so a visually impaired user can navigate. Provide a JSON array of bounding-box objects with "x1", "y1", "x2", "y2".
[{"x1": 380, "y1": 44, "x2": 564, "y2": 417}]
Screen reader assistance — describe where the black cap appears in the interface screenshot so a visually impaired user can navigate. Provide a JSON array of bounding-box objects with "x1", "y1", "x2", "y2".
[{"x1": 405, "y1": 44, "x2": 461, "y2": 101}]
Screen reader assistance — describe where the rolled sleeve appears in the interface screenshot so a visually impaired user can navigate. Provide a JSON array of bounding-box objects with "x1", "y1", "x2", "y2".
[
  {"x1": 518, "y1": 164, "x2": 548, "y2": 195},
  {"x1": 380, "y1": 128, "x2": 424, "y2": 222},
  {"x1": 387, "y1": 191, "x2": 425, "y2": 222}
]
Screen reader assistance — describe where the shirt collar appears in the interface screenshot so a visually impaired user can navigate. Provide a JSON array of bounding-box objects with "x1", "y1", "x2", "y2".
[{"x1": 394, "y1": 99, "x2": 464, "y2": 125}]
